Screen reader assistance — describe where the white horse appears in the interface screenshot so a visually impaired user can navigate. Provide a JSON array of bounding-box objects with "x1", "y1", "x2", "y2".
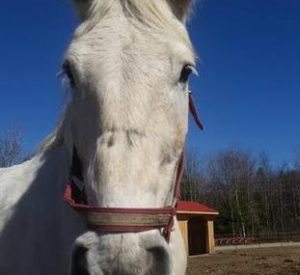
[{"x1": 0, "y1": 0, "x2": 199, "y2": 274}]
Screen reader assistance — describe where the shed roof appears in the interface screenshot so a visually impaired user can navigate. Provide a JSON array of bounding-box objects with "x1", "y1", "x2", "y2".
[{"x1": 177, "y1": 201, "x2": 219, "y2": 215}]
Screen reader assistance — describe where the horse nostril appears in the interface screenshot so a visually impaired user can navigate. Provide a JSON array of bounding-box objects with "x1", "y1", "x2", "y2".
[
  {"x1": 147, "y1": 246, "x2": 170, "y2": 275},
  {"x1": 71, "y1": 245, "x2": 90, "y2": 275}
]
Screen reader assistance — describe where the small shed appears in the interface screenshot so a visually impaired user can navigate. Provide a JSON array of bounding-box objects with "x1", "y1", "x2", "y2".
[{"x1": 176, "y1": 201, "x2": 219, "y2": 255}]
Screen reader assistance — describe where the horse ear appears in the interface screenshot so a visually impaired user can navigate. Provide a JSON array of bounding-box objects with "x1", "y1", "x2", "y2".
[
  {"x1": 168, "y1": 0, "x2": 194, "y2": 23},
  {"x1": 72, "y1": 0, "x2": 93, "y2": 21}
]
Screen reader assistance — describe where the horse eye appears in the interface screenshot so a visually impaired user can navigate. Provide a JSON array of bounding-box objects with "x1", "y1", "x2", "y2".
[
  {"x1": 179, "y1": 64, "x2": 194, "y2": 84},
  {"x1": 62, "y1": 61, "x2": 75, "y2": 87}
]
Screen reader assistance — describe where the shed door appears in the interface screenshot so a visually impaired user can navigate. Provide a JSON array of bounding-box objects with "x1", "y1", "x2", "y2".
[{"x1": 188, "y1": 216, "x2": 207, "y2": 255}]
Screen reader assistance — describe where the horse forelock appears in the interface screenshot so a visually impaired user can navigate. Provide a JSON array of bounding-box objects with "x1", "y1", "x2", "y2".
[{"x1": 75, "y1": 0, "x2": 194, "y2": 53}]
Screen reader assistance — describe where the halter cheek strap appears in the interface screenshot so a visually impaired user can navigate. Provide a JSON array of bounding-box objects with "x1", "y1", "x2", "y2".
[{"x1": 64, "y1": 92, "x2": 203, "y2": 242}]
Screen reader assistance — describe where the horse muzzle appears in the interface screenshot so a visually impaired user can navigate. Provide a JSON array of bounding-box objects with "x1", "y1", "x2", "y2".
[{"x1": 70, "y1": 231, "x2": 171, "y2": 275}]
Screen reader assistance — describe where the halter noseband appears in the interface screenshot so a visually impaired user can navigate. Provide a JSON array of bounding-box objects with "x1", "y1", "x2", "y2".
[{"x1": 63, "y1": 92, "x2": 203, "y2": 242}]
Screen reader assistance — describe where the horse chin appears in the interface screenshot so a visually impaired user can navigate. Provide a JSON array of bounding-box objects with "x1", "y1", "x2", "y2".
[{"x1": 71, "y1": 231, "x2": 171, "y2": 275}]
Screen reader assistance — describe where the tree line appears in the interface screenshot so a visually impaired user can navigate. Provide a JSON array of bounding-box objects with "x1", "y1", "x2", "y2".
[
  {"x1": 0, "y1": 128, "x2": 23, "y2": 167},
  {"x1": 181, "y1": 148, "x2": 300, "y2": 238}
]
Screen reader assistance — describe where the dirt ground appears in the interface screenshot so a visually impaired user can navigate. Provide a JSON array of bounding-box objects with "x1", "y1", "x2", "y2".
[{"x1": 187, "y1": 246, "x2": 300, "y2": 275}]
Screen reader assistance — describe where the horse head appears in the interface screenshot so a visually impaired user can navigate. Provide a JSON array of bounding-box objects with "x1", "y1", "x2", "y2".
[{"x1": 58, "y1": 0, "x2": 197, "y2": 274}]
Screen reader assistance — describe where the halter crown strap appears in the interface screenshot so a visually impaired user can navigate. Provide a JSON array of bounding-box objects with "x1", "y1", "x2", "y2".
[{"x1": 189, "y1": 92, "x2": 204, "y2": 130}]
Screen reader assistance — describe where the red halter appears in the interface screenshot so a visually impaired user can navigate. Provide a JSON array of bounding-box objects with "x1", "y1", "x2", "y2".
[{"x1": 63, "y1": 92, "x2": 203, "y2": 242}]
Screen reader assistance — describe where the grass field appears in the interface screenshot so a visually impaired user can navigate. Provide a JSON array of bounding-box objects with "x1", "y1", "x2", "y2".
[{"x1": 187, "y1": 246, "x2": 300, "y2": 274}]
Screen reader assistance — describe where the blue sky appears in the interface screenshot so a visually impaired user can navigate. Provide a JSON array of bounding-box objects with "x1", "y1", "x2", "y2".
[{"x1": 0, "y1": 0, "x2": 299, "y2": 166}]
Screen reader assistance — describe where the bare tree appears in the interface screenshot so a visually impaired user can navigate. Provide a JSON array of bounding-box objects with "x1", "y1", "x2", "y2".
[
  {"x1": 203, "y1": 148, "x2": 256, "y2": 236},
  {"x1": 255, "y1": 151, "x2": 273, "y2": 235},
  {"x1": 0, "y1": 128, "x2": 23, "y2": 167},
  {"x1": 294, "y1": 146, "x2": 300, "y2": 171},
  {"x1": 181, "y1": 150, "x2": 205, "y2": 202}
]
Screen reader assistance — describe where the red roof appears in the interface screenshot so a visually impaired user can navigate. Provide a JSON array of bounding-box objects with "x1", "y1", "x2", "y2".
[{"x1": 177, "y1": 201, "x2": 218, "y2": 214}]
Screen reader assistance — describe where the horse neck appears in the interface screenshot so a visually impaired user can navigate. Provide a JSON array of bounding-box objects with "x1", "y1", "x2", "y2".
[
  {"x1": 4, "y1": 143, "x2": 73, "y2": 224},
  {"x1": 0, "y1": 144, "x2": 85, "y2": 274},
  {"x1": 38, "y1": 144, "x2": 71, "y2": 192}
]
